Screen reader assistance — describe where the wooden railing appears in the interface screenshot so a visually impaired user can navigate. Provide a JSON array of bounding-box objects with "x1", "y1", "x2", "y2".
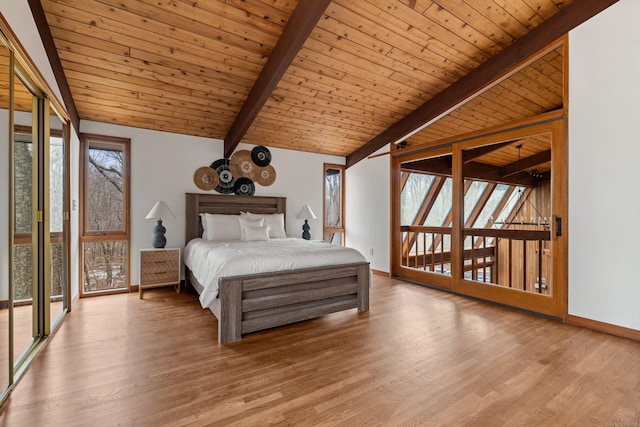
[
  {"x1": 401, "y1": 226, "x2": 552, "y2": 293},
  {"x1": 401, "y1": 226, "x2": 453, "y2": 275},
  {"x1": 464, "y1": 228, "x2": 550, "y2": 292}
]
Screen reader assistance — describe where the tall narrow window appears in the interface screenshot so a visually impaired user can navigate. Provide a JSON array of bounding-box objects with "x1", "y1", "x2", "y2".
[
  {"x1": 323, "y1": 163, "x2": 345, "y2": 245},
  {"x1": 80, "y1": 134, "x2": 130, "y2": 296}
]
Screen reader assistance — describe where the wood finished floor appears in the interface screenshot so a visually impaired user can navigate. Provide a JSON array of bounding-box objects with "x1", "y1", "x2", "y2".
[{"x1": 0, "y1": 276, "x2": 639, "y2": 426}]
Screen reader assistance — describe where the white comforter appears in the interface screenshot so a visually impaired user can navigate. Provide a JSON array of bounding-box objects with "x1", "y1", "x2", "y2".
[{"x1": 184, "y1": 238, "x2": 368, "y2": 309}]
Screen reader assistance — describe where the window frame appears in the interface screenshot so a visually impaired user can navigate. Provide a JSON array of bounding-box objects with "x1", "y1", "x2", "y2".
[
  {"x1": 322, "y1": 163, "x2": 345, "y2": 245},
  {"x1": 79, "y1": 133, "x2": 131, "y2": 297}
]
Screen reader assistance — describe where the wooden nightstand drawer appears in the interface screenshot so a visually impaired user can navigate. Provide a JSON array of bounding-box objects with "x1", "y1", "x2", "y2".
[{"x1": 139, "y1": 248, "x2": 180, "y2": 299}]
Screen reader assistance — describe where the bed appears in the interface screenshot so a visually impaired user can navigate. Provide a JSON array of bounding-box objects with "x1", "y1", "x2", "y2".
[{"x1": 184, "y1": 193, "x2": 370, "y2": 344}]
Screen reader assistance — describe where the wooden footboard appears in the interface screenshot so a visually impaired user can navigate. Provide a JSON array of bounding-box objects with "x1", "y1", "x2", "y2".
[{"x1": 189, "y1": 262, "x2": 370, "y2": 344}]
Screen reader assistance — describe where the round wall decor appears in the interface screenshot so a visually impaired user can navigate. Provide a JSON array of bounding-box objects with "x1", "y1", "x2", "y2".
[
  {"x1": 230, "y1": 150, "x2": 257, "y2": 180},
  {"x1": 210, "y1": 158, "x2": 236, "y2": 194},
  {"x1": 255, "y1": 164, "x2": 276, "y2": 186},
  {"x1": 193, "y1": 166, "x2": 219, "y2": 191},
  {"x1": 251, "y1": 145, "x2": 272, "y2": 167},
  {"x1": 234, "y1": 177, "x2": 255, "y2": 196}
]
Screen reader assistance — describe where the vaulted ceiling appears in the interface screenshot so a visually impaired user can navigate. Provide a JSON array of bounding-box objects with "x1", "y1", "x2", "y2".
[{"x1": 26, "y1": 0, "x2": 617, "y2": 167}]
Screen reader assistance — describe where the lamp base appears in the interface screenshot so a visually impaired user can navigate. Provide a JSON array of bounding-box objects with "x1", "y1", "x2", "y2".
[
  {"x1": 152, "y1": 219, "x2": 167, "y2": 248},
  {"x1": 302, "y1": 220, "x2": 311, "y2": 240}
]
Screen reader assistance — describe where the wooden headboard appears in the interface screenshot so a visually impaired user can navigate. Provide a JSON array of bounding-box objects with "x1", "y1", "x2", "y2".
[{"x1": 185, "y1": 193, "x2": 287, "y2": 244}]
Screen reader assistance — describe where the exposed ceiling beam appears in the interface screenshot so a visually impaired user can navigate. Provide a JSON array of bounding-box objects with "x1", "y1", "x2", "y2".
[
  {"x1": 345, "y1": 0, "x2": 620, "y2": 168},
  {"x1": 402, "y1": 157, "x2": 542, "y2": 187},
  {"x1": 500, "y1": 149, "x2": 552, "y2": 177},
  {"x1": 224, "y1": 0, "x2": 332, "y2": 157},
  {"x1": 28, "y1": 0, "x2": 80, "y2": 136},
  {"x1": 463, "y1": 140, "x2": 516, "y2": 164}
]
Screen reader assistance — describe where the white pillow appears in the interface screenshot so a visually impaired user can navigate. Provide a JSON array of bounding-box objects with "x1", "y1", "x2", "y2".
[
  {"x1": 238, "y1": 216, "x2": 264, "y2": 240},
  {"x1": 243, "y1": 224, "x2": 271, "y2": 241},
  {"x1": 199, "y1": 213, "x2": 207, "y2": 238},
  {"x1": 204, "y1": 214, "x2": 241, "y2": 241},
  {"x1": 240, "y1": 212, "x2": 286, "y2": 238}
]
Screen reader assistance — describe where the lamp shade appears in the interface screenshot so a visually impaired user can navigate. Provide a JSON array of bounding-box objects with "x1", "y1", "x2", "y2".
[
  {"x1": 145, "y1": 201, "x2": 176, "y2": 220},
  {"x1": 296, "y1": 204, "x2": 317, "y2": 220}
]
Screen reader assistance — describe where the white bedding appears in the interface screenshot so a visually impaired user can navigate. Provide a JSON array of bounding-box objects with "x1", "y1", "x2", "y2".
[{"x1": 184, "y1": 238, "x2": 368, "y2": 309}]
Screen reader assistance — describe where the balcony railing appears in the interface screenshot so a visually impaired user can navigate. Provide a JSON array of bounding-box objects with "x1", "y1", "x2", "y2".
[{"x1": 401, "y1": 226, "x2": 551, "y2": 293}]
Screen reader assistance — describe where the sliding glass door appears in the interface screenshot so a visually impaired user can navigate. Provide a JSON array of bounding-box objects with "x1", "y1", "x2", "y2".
[
  {"x1": 392, "y1": 113, "x2": 568, "y2": 319},
  {"x1": 1, "y1": 21, "x2": 70, "y2": 404}
]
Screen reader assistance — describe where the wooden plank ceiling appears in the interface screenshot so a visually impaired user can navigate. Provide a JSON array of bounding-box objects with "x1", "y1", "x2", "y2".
[{"x1": 31, "y1": 0, "x2": 584, "y2": 162}]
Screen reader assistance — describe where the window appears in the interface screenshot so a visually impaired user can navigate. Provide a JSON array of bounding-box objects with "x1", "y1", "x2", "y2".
[
  {"x1": 80, "y1": 134, "x2": 130, "y2": 295},
  {"x1": 323, "y1": 164, "x2": 345, "y2": 245}
]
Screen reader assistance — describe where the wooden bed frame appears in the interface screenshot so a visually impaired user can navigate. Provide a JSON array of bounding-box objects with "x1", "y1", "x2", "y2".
[{"x1": 185, "y1": 193, "x2": 370, "y2": 344}]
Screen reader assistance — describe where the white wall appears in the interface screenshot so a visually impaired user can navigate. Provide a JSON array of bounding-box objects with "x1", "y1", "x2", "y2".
[
  {"x1": 346, "y1": 146, "x2": 391, "y2": 273},
  {"x1": 568, "y1": 0, "x2": 640, "y2": 330},
  {"x1": 81, "y1": 120, "x2": 344, "y2": 284}
]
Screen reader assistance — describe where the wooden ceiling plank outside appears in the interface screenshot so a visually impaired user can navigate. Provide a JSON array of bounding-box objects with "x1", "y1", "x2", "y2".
[
  {"x1": 28, "y1": 0, "x2": 80, "y2": 134},
  {"x1": 346, "y1": 0, "x2": 618, "y2": 168},
  {"x1": 223, "y1": 0, "x2": 333, "y2": 157},
  {"x1": 500, "y1": 149, "x2": 552, "y2": 177},
  {"x1": 463, "y1": 141, "x2": 516, "y2": 163}
]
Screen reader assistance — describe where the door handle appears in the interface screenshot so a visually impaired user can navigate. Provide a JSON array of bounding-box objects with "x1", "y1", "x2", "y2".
[{"x1": 555, "y1": 216, "x2": 562, "y2": 237}]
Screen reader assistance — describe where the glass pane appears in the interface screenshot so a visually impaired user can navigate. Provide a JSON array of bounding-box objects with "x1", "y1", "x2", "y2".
[
  {"x1": 14, "y1": 133, "x2": 32, "y2": 234},
  {"x1": 83, "y1": 240, "x2": 128, "y2": 292},
  {"x1": 472, "y1": 184, "x2": 510, "y2": 228},
  {"x1": 0, "y1": 38, "x2": 11, "y2": 396},
  {"x1": 13, "y1": 73, "x2": 36, "y2": 365},
  {"x1": 399, "y1": 153, "x2": 452, "y2": 277},
  {"x1": 400, "y1": 173, "x2": 435, "y2": 225},
  {"x1": 87, "y1": 141, "x2": 125, "y2": 232},
  {"x1": 462, "y1": 136, "x2": 552, "y2": 293},
  {"x1": 423, "y1": 177, "x2": 452, "y2": 226},
  {"x1": 324, "y1": 167, "x2": 342, "y2": 227},
  {"x1": 463, "y1": 180, "x2": 488, "y2": 224},
  {"x1": 50, "y1": 114, "x2": 66, "y2": 326},
  {"x1": 323, "y1": 231, "x2": 344, "y2": 245}
]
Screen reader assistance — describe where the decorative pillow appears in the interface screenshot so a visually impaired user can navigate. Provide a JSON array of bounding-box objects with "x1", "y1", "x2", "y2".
[
  {"x1": 199, "y1": 213, "x2": 207, "y2": 238},
  {"x1": 238, "y1": 216, "x2": 264, "y2": 240},
  {"x1": 240, "y1": 212, "x2": 286, "y2": 238},
  {"x1": 242, "y1": 224, "x2": 271, "y2": 241},
  {"x1": 203, "y1": 213, "x2": 241, "y2": 241}
]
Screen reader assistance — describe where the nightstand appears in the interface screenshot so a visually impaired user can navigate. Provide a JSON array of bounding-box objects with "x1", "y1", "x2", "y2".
[{"x1": 139, "y1": 248, "x2": 181, "y2": 299}]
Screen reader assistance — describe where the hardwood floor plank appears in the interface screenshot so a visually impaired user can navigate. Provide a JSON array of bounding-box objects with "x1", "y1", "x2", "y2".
[{"x1": 1, "y1": 276, "x2": 638, "y2": 426}]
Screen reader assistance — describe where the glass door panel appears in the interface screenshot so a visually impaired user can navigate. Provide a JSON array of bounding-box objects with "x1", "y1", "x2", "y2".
[
  {"x1": 462, "y1": 134, "x2": 552, "y2": 294},
  {"x1": 0, "y1": 35, "x2": 11, "y2": 402},
  {"x1": 12, "y1": 75, "x2": 37, "y2": 366},
  {"x1": 49, "y1": 113, "x2": 66, "y2": 328},
  {"x1": 395, "y1": 151, "x2": 454, "y2": 289}
]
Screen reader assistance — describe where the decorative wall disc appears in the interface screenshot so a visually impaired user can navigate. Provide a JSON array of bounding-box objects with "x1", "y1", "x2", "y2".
[
  {"x1": 193, "y1": 166, "x2": 219, "y2": 191},
  {"x1": 255, "y1": 164, "x2": 277, "y2": 186},
  {"x1": 233, "y1": 177, "x2": 255, "y2": 196},
  {"x1": 229, "y1": 150, "x2": 257, "y2": 180},
  {"x1": 251, "y1": 145, "x2": 272, "y2": 167},
  {"x1": 210, "y1": 158, "x2": 236, "y2": 194}
]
